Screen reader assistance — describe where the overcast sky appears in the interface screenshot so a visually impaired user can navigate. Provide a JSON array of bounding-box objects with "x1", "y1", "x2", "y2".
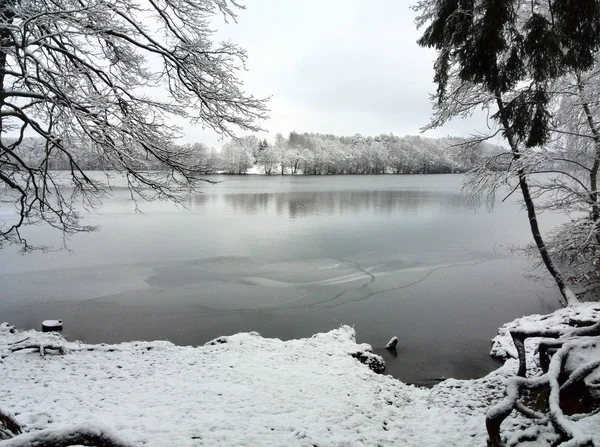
[{"x1": 184, "y1": 0, "x2": 491, "y2": 146}]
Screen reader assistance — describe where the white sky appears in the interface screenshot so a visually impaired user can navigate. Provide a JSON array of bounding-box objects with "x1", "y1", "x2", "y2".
[{"x1": 181, "y1": 0, "x2": 492, "y2": 147}]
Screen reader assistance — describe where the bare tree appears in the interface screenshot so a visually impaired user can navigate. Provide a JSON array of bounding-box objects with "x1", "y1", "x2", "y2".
[
  {"x1": 220, "y1": 138, "x2": 253, "y2": 174},
  {"x1": 273, "y1": 132, "x2": 287, "y2": 175},
  {"x1": 256, "y1": 140, "x2": 277, "y2": 175},
  {"x1": 0, "y1": 0, "x2": 268, "y2": 251}
]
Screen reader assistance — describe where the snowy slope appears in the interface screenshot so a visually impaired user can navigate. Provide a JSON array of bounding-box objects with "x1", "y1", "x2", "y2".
[{"x1": 0, "y1": 323, "x2": 513, "y2": 446}]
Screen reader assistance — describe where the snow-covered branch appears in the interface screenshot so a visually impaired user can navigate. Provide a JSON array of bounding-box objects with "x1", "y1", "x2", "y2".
[{"x1": 0, "y1": 0, "x2": 268, "y2": 250}]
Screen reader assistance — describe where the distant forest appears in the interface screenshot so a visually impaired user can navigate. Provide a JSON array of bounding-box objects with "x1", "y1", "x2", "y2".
[{"x1": 11, "y1": 132, "x2": 502, "y2": 175}]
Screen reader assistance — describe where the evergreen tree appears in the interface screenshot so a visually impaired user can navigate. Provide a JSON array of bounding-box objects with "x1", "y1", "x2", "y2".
[{"x1": 415, "y1": 0, "x2": 600, "y2": 304}]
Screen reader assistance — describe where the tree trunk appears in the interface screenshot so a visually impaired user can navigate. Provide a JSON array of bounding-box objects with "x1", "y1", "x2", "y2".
[
  {"x1": 576, "y1": 74, "x2": 600, "y2": 246},
  {"x1": 496, "y1": 95, "x2": 573, "y2": 305}
]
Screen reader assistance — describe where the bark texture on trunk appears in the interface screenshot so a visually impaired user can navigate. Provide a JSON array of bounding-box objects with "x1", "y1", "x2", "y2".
[{"x1": 495, "y1": 95, "x2": 573, "y2": 305}]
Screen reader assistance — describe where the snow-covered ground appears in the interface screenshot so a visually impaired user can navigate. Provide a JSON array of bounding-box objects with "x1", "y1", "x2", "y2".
[{"x1": 1, "y1": 304, "x2": 599, "y2": 446}]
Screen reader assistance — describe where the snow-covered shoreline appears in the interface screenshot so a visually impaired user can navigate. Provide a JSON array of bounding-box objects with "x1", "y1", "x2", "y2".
[{"x1": 1, "y1": 304, "x2": 599, "y2": 446}]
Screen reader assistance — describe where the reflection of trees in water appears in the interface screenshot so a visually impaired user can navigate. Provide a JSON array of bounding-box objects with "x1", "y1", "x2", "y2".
[
  {"x1": 194, "y1": 190, "x2": 470, "y2": 217},
  {"x1": 221, "y1": 193, "x2": 272, "y2": 215},
  {"x1": 190, "y1": 193, "x2": 217, "y2": 212},
  {"x1": 284, "y1": 191, "x2": 469, "y2": 217}
]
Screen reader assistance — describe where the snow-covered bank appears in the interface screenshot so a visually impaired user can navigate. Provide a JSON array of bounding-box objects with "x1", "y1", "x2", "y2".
[
  {"x1": 1, "y1": 304, "x2": 598, "y2": 446},
  {"x1": 1, "y1": 324, "x2": 510, "y2": 446},
  {"x1": 491, "y1": 303, "x2": 600, "y2": 362}
]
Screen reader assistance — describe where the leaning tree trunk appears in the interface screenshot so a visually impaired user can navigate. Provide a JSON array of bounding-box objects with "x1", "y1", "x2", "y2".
[
  {"x1": 577, "y1": 74, "x2": 600, "y2": 248},
  {"x1": 496, "y1": 95, "x2": 574, "y2": 305}
]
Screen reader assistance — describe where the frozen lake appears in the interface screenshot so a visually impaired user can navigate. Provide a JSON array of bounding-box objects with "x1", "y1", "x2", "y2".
[{"x1": 0, "y1": 174, "x2": 563, "y2": 384}]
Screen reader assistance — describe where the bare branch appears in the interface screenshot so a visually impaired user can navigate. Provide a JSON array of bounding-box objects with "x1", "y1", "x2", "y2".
[{"x1": 0, "y1": 0, "x2": 268, "y2": 250}]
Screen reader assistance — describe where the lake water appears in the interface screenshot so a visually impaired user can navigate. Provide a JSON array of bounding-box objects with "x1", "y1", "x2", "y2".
[{"x1": 0, "y1": 174, "x2": 563, "y2": 385}]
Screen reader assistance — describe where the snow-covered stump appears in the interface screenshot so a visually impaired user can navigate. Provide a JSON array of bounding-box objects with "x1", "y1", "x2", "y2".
[
  {"x1": 42, "y1": 319, "x2": 63, "y2": 333},
  {"x1": 386, "y1": 336, "x2": 398, "y2": 350}
]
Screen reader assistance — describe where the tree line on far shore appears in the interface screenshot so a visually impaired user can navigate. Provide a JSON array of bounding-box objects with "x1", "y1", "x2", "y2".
[{"x1": 10, "y1": 132, "x2": 502, "y2": 176}]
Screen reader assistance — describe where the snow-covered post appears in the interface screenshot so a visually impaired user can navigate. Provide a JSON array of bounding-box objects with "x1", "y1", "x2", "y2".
[
  {"x1": 385, "y1": 336, "x2": 398, "y2": 350},
  {"x1": 42, "y1": 320, "x2": 63, "y2": 333}
]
